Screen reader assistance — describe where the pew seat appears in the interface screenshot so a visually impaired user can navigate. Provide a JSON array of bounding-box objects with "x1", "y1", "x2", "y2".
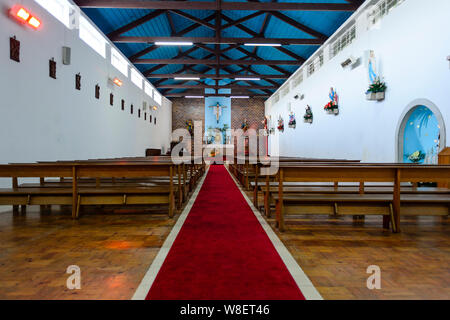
[
  {"x1": 0, "y1": 185, "x2": 174, "y2": 218},
  {"x1": 272, "y1": 192, "x2": 449, "y2": 231}
]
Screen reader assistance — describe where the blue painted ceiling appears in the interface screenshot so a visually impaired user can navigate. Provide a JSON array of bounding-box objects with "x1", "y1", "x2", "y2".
[{"x1": 79, "y1": 0, "x2": 360, "y2": 98}]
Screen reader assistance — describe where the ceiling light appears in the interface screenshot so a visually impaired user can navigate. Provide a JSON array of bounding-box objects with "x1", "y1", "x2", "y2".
[
  {"x1": 230, "y1": 96, "x2": 249, "y2": 99},
  {"x1": 175, "y1": 77, "x2": 200, "y2": 80},
  {"x1": 185, "y1": 96, "x2": 204, "y2": 98},
  {"x1": 155, "y1": 41, "x2": 193, "y2": 46},
  {"x1": 235, "y1": 77, "x2": 260, "y2": 81},
  {"x1": 244, "y1": 43, "x2": 282, "y2": 47}
]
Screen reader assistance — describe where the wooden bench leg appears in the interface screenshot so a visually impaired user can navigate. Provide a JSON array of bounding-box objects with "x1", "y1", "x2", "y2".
[
  {"x1": 20, "y1": 205, "x2": 27, "y2": 215},
  {"x1": 12, "y1": 205, "x2": 19, "y2": 214},
  {"x1": 383, "y1": 215, "x2": 390, "y2": 230},
  {"x1": 75, "y1": 195, "x2": 81, "y2": 219},
  {"x1": 279, "y1": 201, "x2": 285, "y2": 232},
  {"x1": 264, "y1": 191, "x2": 269, "y2": 217}
]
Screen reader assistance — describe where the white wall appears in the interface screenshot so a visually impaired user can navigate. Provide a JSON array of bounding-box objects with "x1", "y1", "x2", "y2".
[
  {"x1": 0, "y1": 0, "x2": 172, "y2": 167},
  {"x1": 266, "y1": 0, "x2": 450, "y2": 162}
]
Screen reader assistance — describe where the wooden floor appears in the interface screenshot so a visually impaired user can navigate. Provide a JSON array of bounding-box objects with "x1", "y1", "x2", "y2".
[
  {"x1": 0, "y1": 204, "x2": 449, "y2": 300},
  {"x1": 0, "y1": 207, "x2": 176, "y2": 300},
  {"x1": 270, "y1": 215, "x2": 450, "y2": 300}
]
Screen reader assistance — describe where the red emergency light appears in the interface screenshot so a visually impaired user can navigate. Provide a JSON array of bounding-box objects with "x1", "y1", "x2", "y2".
[{"x1": 10, "y1": 5, "x2": 41, "y2": 30}]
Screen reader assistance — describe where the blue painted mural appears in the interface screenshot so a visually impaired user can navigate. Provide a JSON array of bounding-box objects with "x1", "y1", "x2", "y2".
[
  {"x1": 205, "y1": 91, "x2": 231, "y2": 144},
  {"x1": 403, "y1": 106, "x2": 441, "y2": 164}
]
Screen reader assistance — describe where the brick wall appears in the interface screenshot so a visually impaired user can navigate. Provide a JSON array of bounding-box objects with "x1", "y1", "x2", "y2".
[
  {"x1": 231, "y1": 98, "x2": 265, "y2": 131},
  {"x1": 171, "y1": 97, "x2": 265, "y2": 132},
  {"x1": 171, "y1": 98, "x2": 205, "y2": 133}
]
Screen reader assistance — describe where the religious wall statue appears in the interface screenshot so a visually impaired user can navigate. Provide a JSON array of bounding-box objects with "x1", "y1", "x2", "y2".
[
  {"x1": 185, "y1": 119, "x2": 193, "y2": 135},
  {"x1": 288, "y1": 112, "x2": 296, "y2": 129},
  {"x1": 304, "y1": 105, "x2": 313, "y2": 124},
  {"x1": 324, "y1": 87, "x2": 339, "y2": 115},
  {"x1": 209, "y1": 102, "x2": 227, "y2": 123},
  {"x1": 241, "y1": 119, "x2": 249, "y2": 132},
  {"x1": 277, "y1": 116, "x2": 284, "y2": 132},
  {"x1": 366, "y1": 50, "x2": 387, "y2": 101}
]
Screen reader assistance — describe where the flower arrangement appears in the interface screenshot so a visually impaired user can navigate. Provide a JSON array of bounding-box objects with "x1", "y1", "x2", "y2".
[
  {"x1": 186, "y1": 119, "x2": 193, "y2": 135},
  {"x1": 366, "y1": 77, "x2": 387, "y2": 101},
  {"x1": 408, "y1": 150, "x2": 426, "y2": 163},
  {"x1": 277, "y1": 116, "x2": 284, "y2": 132},
  {"x1": 304, "y1": 105, "x2": 313, "y2": 123},
  {"x1": 288, "y1": 113, "x2": 296, "y2": 129},
  {"x1": 241, "y1": 119, "x2": 249, "y2": 132},
  {"x1": 324, "y1": 101, "x2": 339, "y2": 112},
  {"x1": 367, "y1": 77, "x2": 387, "y2": 93}
]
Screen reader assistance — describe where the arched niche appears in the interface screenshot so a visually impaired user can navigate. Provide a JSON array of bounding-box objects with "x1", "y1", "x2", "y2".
[{"x1": 396, "y1": 99, "x2": 446, "y2": 163}]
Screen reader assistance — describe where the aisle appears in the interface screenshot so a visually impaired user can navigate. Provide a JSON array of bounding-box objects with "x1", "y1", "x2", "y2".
[{"x1": 143, "y1": 165, "x2": 307, "y2": 300}]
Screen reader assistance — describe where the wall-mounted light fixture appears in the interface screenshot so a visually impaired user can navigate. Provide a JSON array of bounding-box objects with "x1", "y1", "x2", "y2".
[
  {"x1": 10, "y1": 5, "x2": 41, "y2": 30},
  {"x1": 447, "y1": 56, "x2": 450, "y2": 68},
  {"x1": 112, "y1": 77, "x2": 123, "y2": 87}
]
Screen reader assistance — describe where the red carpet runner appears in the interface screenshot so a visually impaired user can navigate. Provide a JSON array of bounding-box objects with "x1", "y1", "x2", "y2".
[{"x1": 146, "y1": 165, "x2": 305, "y2": 300}]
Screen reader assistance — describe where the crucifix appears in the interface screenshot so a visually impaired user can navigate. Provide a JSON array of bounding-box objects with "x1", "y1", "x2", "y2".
[{"x1": 209, "y1": 102, "x2": 227, "y2": 123}]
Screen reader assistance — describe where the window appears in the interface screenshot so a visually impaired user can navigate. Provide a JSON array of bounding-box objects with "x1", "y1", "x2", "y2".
[
  {"x1": 272, "y1": 92, "x2": 280, "y2": 104},
  {"x1": 131, "y1": 68, "x2": 143, "y2": 89},
  {"x1": 144, "y1": 82, "x2": 154, "y2": 98},
  {"x1": 153, "y1": 91, "x2": 162, "y2": 106},
  {"x1": 307, "y1": 62, "x2": 315, "y2": 77},
  {"x1": 307, "y1": 53, "x2": 324, "y2": 77},
  {"x1": 291, "y1": 71, "x2": 304, "y2": 88},
  {"x1": 368, "y1": 0, "x2": 405, "y2": 27},
  {"x1": 330, "y1": 25, "x2": 356, "y2": 59},
  {"x1": 79, "y1": 16, "x2": 106, "y2": 58},
  {"x1": 35, "y1": 0, "x2": 72, "y2": 28},
  {"x1": 111, "y1": 48, "x2": 128, "y2": 76},
  {"x1": 280, "y1": 85, "x2": 290, "y2": 98}
]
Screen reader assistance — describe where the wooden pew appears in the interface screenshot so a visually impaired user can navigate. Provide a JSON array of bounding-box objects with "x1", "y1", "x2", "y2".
[
  {"x1": 230, "y1": 156, "x2": 361, "y2": 207},
  {"x1": 0, "y1": 162, "x2": 177, "y2": 219},
  {"x1": 272, "y1": 163, "x2": 450, "y2": 233}
]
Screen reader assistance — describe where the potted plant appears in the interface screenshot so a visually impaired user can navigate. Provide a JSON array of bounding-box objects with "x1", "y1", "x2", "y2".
[
  {"x1": 324, "y1": 101, "x2": 339, "y2": 115},
  {"x1": 288, "y1": 113, "x2": 296, "y2": 129},
  {"x1": 366, "y1": 77, "x2": 387, "y2": 101},
  {"x1": 408, "y1": 150, "x2": 426, "y2": 164},
  {"x1": 304, "y1": 105, "x2": 313, "y2": 124}
]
